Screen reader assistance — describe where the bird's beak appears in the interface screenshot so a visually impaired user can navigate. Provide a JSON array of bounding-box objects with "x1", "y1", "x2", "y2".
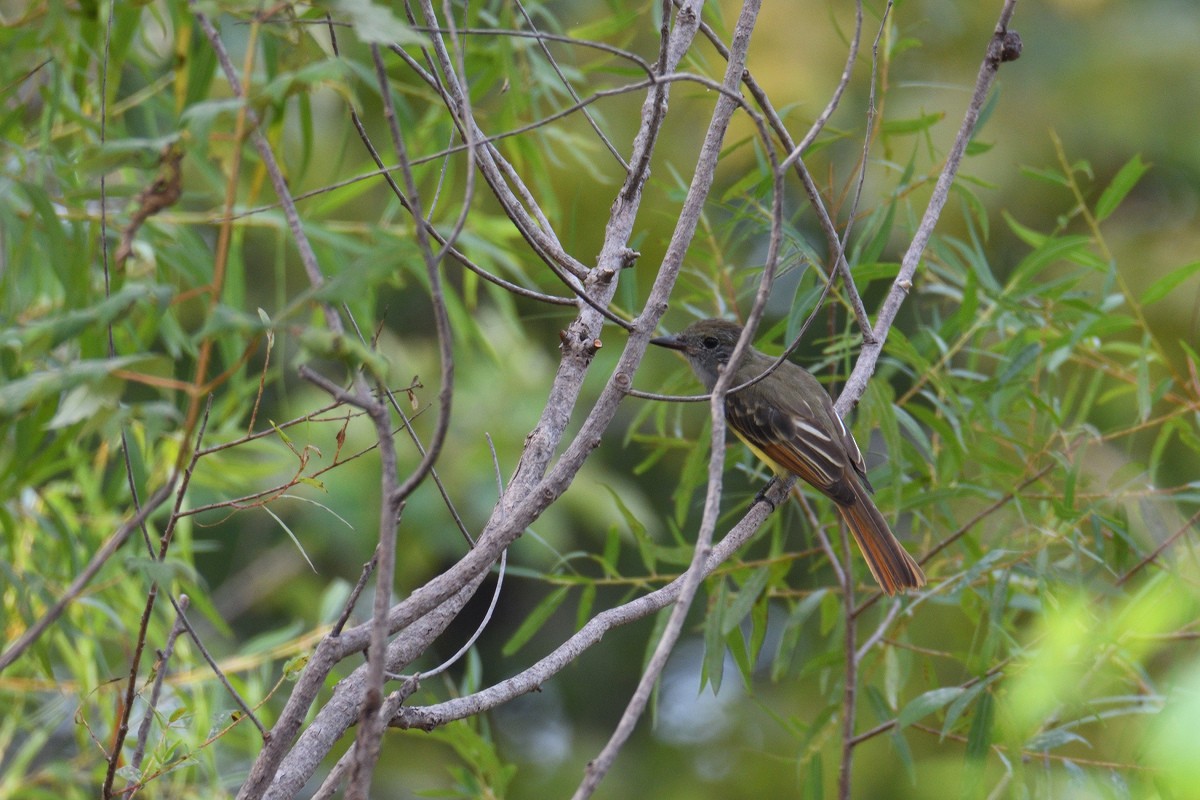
[{"x1": 650, "y1": 333, "x2": 687, "y2": 351}]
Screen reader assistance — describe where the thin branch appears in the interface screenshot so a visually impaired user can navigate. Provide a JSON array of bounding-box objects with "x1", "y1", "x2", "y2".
[
  {"x1": 409, "y1": 25, "x2": 655, "y2": 76},
  {"x1": 341, "y1": 273, "x2": 472, "y2": 546},
  {"x1": 390, "y1": 480, "x2": 792, "y2": 731},
  {"x1": 513, "y1": 0, "x2": 629, "y2": 171},
  {"x1": 310, "y1": 682, "x2": 421, "y2": 800},
  {"x1": 782, "y1": 0, "x2": 863, "y2": 163},
  {"x1": 833, "y1": 1, "x2": 894, "y2": 328},
  {"x1": 190, "y1": 4, "x2": 343, "y2": 336},
  {"x1": 242, "y1": 7, "x2": 790, "y2": 795},
  {"x1": 368, "y1": 39, "x2": 458, "y2": 508},
  {"x1": 395, "y1": 434, "x2": 509, "y2": 683},
  {"x1": 856, "y1": 459, "x2": 1053, "y2": 617},
  {"x1": 241, "y1": 3, "x2": 706, "y2": 793},
  {"x1": 856, "y1": 599, "x2": 904, "y2": 663},
  {"x1": 127, "y1": 594, "x2": 190, "y2": 790},
  {"x1": 573, "y1": 2, "x2": 769, "y2": 796},
  {"x1": 333, "y1": 552, "x2": 378, "y2": 636},
  {"x1": 326, "y1": 25, "x2": 578, "y2": 311},
  {"x1": 837, "y1": 524, "x2": 858, "y2": 800},
  {"x1": 1116, "y1": 507, "x2": 1200, "y2": 585},
  {"x1": 169, "y1": 594, "x2": 266, "y2": 736},
  {"x1": 836, "y1": 1, "x2": 1021, "y2": 415},
  {"x1": 104, "y1": 398, "x2": 214, "y2": 798},
  {"x1": 688, "y1": 1, "x2": 873, "y2": 335},
  {"x1": 389, "y1": 13, "x2": 591, "y2": 285},
  {"x1": 0, "y1": 480, "x2": 177, "y2": 672},
  {"x1": 343, "y1": 23, "x2": 465, "y2": 795}
]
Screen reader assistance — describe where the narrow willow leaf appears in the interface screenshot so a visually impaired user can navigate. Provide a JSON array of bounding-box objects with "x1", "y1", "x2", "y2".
[
  {"x1": 702, "y1": 580, "x2": 728, "y2": 693},
  {"x1": 945, "y1": 677, "x2": 996, "y2": 737},
  {"x1": 720, "y1": 566, "x2": 771, "y2": 636},
  {"x1": 331, "y1": 0, "x2": 426, "y2": 44},
  {"x1": 726, "y1": 626, "x2": 753, "y2": 688},
  {"x1": 897, "y1": 686, "x2": 965, "y2": 729},
  {"x1": 601, "y1": 526, "x2": 621, "y2": 577},
  {"x1": 1095, "y1": 154, "x2": 1149, "y2": 222},
  {"x1": 1136, "y1": 340, "x2": 1151, "y2": 422},
  {"x1": 1140, "y1": 260, "x2": 1200, "y2": 305},
  {"x1": 576, "y1": 583, "x2": 596, "y2": 632},
  {"x1": 1026, "y1": 725, "x2": 1090, "y2": 752},
  {"x1": 891, "y1": 726, "x2": 917, "y2": 783},
  {"x1": 801, "y1": 754, "x2": 823, "y2": 800},
  {"x1": 882, "y1": 111, "x2": 945, "y2": 135},
  {"x1": 501, "y1": 587, "x2": 569, "y2": 657}
]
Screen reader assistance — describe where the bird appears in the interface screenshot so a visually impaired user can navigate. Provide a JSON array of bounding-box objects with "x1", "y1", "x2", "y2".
[{"x1": 651, "y1": 318, "x2": 925, "y2": 595}]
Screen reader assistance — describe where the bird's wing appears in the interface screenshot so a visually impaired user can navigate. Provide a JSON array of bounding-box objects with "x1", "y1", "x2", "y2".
[{"x1": 726, "y1": 384, "x2": 857, "y2": 504}]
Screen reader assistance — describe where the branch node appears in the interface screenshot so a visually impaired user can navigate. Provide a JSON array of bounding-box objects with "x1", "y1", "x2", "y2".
[{"x1": 1000, "y1": 30, "x2": 1023, "y2": 62}]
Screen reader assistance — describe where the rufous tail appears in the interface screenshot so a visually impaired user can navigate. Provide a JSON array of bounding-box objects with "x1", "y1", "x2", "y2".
[{"x1": 835, "y1": 480, "x2": 925, "y2": 595}]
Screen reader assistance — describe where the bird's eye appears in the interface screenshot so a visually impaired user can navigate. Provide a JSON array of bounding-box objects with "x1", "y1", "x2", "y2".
[{"x1": 702, "y1": 336, "x2": 720, "y2": 349}]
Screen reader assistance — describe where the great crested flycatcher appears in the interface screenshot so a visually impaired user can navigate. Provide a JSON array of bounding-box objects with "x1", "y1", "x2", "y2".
[{"x1": 652, "y1": 318, "x2": 925, "y2": 595}]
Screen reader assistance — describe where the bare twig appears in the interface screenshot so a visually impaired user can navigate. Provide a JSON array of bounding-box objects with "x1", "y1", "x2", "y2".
[
  {"x1": 573, "y1": 2, "x2": 771, "y2": 796},
  {"x1": 833, "y1": 1, "x2": 894, "y2": 330},
  {"x1": 513, "y1": 0, "x2": 629, "y2": 171},
  {"x1": 127, "y1": 594, "x2": 190, "y2": 790},
  {"x1": 104, "y1": 399, "x2": 214, "y2": 798},
  {"x1": 240, "y1": 5, "x2": 786, "y2": 796},
  {"x1": 333, "y1": 552, "x2": 378, "y2": 636},
  {"x1": 837, "y1": 524, "x2": 858, "y2": 800},
  {"x1": 687, "y1": 1, "x2": 873, "y2": 335},
  {"x1": 1116, "y1": 507, "x2": 1200, "y2": 585},
  {"x1": 395, "y1": 434, "x2": 508, "y2": 683},
  {"x1": 390, "y1": 480, "x2": 792, "y2": 731},
  {"x1": 190, "y1": 4, "x2": 343, "y2": 337},
  {"x1": 0, "y1": 480, "x2": 177, "y2": 672},
  {"x1": 169, "y1": 595, "x2": 266, "y2": 736},
  {"x1": 836, "y1": 0, "x2": 1021, "y2": 415}
]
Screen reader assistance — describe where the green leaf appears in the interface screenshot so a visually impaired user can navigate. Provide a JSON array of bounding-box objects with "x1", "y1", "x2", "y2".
[
  {"x1": 1009, "y1": 234, "x2": 1094, "y2": 289},
  {"x1": 1026, "y1": 725, "x2": 1090, "y2": 752},
  {"x1": 771, "y1": 589, "x2": 827, "y2": 681},
  {"x1": 1002, "y1": 211, "x2": 1049, "y2": 248},
  {"x1": 801, "y1": 754, "x2": 823, "y2": 800},
  {"x1": 46, "y1": 381, "x2": 120, "y2": 429},
  {"x1": 882, "y1": 111, "x2": 945, "y2": 136},
  {"x1": 296, "y1": 328, "x2": 390, "y2": 381},
  {"x1": 891, "y1": 726, "x2": 917, "y2": 783},
  {"x1": 576, "y1": 583, "x2": 596, "y2": 631},
  {"x1": 0, "y1": 355, "x2": 167, "y2": 418},
  {"x1": 600, "y1": 526, "x2": 621, "y2": 577},
  {"x1": 726, "y1": 625, "x2": 753, "y2": 687},
  {"x1": 501, "y1": 587, "x2": 569, "y2": 657},
  {"x1": 1095, "y1": 154, "x2": 1149, "y2": 222},
  {"x1": 332, "y1": 0, "x2": 427, "y2": 45},
  {"x1": 0, "y1": 282, "x2": 171, "y2": 359},
  {"x1": 1140, "y1": 260, "x2": 1200, "y2": 305},
  {"x1": 897, "y1": 686, "x2": 965, "y2": 729},
  {"x1": 960, "y1": 688, "x2": 994, "y2": 798},
  {"x1": 702, "y1": 579, "x2": 728, "y2": 692},
  {"x1": 605, "y1": 485, "x2": 647, "y2": 540},
  {"x1": 1136, "y1": 336, "x2": 1151, "y2": 421},
  {"x1": 945, "y1": 676, "x2": 996, "y2": 736},
  {"x1": 720, "y1": 566, "x2": 771, "y2": 636}
]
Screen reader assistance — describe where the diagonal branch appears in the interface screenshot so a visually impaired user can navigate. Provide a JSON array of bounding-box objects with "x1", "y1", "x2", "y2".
[
  {"x1": 572, "y1": 1, "x2": 775, "y2": 795},
  {"x1": 836, "y1": 0, "x2": 1021, "y2": 416}
]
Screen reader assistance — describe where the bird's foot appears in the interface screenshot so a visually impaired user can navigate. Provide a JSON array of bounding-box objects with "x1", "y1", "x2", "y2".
[{"x1": 754, "y1": 479, "x2": 780, "y2": 512}]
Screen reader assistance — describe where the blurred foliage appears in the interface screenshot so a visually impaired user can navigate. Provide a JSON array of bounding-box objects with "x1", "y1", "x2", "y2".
[{"x1": 1, "y1": 0, "x2": 1198, "y2": 799}]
